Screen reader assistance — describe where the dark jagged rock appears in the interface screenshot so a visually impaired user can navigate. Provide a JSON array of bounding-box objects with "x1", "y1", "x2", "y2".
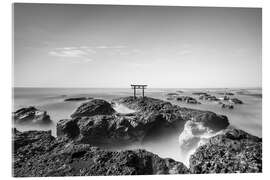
[
  {"x1": 176, "y1": 96, "x2": 201, "y2": 104},
  {"x1": 192, "y1": 111, "x2": 229, "y2": 131},
  {"x1": 199, "y1": 94, "x2": 219, "y2": 101},
  {"x1": 229, "y1": 98, "x2": 243, "y2": 104},
  {"x1": 13, "y1": 129, "x2": 189, "y2": 177},
  {"x1": 113, "y1": 97, "x2": 228, "y2": 131},
  {"x1": 189, "y1": 127, "x2": 262, "y2": 173},
  {"x1": 221, "y1": 103, "x2": 234, "y2": 109},
  {"x1": 13, "y1": 106, "x2": 52, "y2": 124},
  {"x1": 58, "y1": 97, "x2": 229, "y2": 146},
  {"x1": 64, "y1": 97, "x2": 93, "y2": 101},
  {"x1": 71, "y1": 99, "x2": 115, "y2": 118}
]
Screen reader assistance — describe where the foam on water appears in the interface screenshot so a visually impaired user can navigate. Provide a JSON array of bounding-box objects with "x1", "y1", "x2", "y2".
[
  {"x1": 178, "y1": 120, "x2": 221, "y2": 166},
  {"x1": 112, "y1": 103, "x2": 136, "y2": 114}
]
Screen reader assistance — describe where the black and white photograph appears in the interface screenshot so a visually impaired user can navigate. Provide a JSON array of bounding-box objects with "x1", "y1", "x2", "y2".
[{"x1": 12, "y1": 3, "x2": 262, "y2": 177}]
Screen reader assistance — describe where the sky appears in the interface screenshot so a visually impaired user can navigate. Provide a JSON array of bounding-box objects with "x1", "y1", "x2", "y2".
[{"x1": 13, "y1": 4, "x2": 262, "y2": 88}]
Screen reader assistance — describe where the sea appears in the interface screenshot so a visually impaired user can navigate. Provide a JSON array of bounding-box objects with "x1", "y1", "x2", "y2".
[{"x1": 13, "y1": 87, "x2": 262, "y2": 165}]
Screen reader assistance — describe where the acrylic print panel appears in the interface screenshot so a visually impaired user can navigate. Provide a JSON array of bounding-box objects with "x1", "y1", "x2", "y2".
[{"x1": 12, "y1": 3, "x2": 262, "y2": 176}]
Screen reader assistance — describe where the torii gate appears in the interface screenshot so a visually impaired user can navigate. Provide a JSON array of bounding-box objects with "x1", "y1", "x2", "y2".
[{"x1": 131, "y1": 84, "x2": 147, "y2": 98}]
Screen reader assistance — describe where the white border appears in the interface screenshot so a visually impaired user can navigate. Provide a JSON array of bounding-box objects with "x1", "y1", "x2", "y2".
[{"x1": 1, "y1": 0, "x2": 268, "y2": 180}]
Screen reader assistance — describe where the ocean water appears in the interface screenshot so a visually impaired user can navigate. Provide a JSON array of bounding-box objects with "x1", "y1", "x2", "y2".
[{"x1": 13, "y1": 87, "x2": 262, "y2": 165}]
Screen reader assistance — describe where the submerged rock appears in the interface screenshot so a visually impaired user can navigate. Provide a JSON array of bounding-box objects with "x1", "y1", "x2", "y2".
[
  {"x1": 13, "y1": 129, "x2": 189, "y2": 177},
  {"x1": 189, "y1": 127, "x2": 262, "y2": 173},
  {"x1": 71, "y1": 99, "x2": 115, "y2": 118},
  {"x1": 64, "y1": 97, "x2": 93, "y2": 101},
  {"x1": 13, "y1": 106, "x2": 52, "y2": 124}
]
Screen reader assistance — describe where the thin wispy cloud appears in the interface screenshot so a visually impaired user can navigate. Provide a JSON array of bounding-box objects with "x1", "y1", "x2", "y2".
[{"x1": 49, "y1": 47, "x2": 96, "y2": 62}]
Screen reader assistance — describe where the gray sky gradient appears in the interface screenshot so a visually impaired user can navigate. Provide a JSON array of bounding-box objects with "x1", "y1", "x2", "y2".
[{"x1": 14, "y1": 4, "x2": 262, "y2": 88}]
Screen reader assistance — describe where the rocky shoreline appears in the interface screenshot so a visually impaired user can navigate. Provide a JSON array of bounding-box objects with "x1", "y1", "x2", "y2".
[{"x1": 12, "y1": 96, "x2": 262, "y2": 176}]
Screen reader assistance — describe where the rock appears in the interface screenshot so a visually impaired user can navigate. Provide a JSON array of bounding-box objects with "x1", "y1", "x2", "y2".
[
  {"x1": 192, "y1": 111, "x2": 229, "y2": 131},
  {"x1": 192, "y1": 92, "x2": 208, "y2": 96},
  {"x1": 113, "y1": 97, "x2": 228, "y2": 131},
  {"x1": 13, "y1": 106, "x2": 52, "y2": 124},
  {"x1": 223, "y1": 95, "x2": 230, "y2": 101},
  {"x1": 189, "y1": 127, "x2": 262, "y2": 173},
  {"x1": 216, "y1": 92, "x2": 234, "y2": 96},
  {"x1": 229, "y1": 98, "x2": 243, "y2": 104},
  {"x1": 176, "y1": 96, "x2": 200, "y2": 104},
  {"x1": 71, "y1": 99, "x2": 115, "y2": 118},
  {"x1": 64, "y1": 97, "x2": 93, "y2": 101},
  {"x1": 199, "y1": 94, "x2": 219, "y2": 101},
  {"x1": 167, "y1": 93, "x2": 179, "y2": 96},
  {"x1": 221, "y1": 103, "x2": 234, "y2": 109},
  {"x1": 13, "y1": 129, "x2": 189, "y2": 177},
  {"x1": 176, "y1": 90, "x2": 184, "y2": 93},
  {"x1": 58, "y1": 97, "x2": 229, "y2": 145}
]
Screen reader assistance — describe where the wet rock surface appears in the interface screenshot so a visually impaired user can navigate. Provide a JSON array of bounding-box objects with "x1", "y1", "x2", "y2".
[
  {"x1": 71, "y1": 99, "x2": 115, "y2": 118},
  {"x1": 13, "y1": 106, "x2": 52, "y2": 124},
  {"x1": 13, "y1": 129, "x2": 189, "y2": 177},
  {"x1": 189, "y1": 127, "x2": 262, "y2": 173},
  {"x1": 57, "y1": 97, "x2": 229, "y2": 145}
]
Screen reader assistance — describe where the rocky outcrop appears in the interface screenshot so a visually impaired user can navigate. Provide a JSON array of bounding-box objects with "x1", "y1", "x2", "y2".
[
  {"x1": 113, "y1": 97, "x2": 229, "y2": 131},
  {"x1": 176, "y1": 96, "x2": 201, "y2": 104},
  {"x1": 199, "y1": 94, "x2": 219, "y2": 101},
  {"x1": 229, "y1": 98, "x2": 243, "y2": 104},
  {"x1": 13, "y1": 129, "x2": 189, "y2": 177},
  {"x1": 57, "y1": 97, "x2": 229, "y2": 145},
  {"x1": 13, "y1": 106, "x2": 52, "y2": 124},
  {"x1": 221, "y1": 103, "x2": 234, "y2": 109},
  {"x1": 192, "y1": 92, "x2": 208, "y2": 96},
  {"x1": 189, "y1": 127, "x2": 262, "y2": 173},
  {"x1": 64, "y1": 97, "x2": 93, "y2": 101},
  {"x1": 71, "y1": 99, "x2": 115, "y2": 118}
]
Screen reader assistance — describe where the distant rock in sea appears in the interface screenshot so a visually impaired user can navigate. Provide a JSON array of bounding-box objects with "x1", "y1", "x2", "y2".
[
  {"x1": 199, "y1": 94, "x2": 219, "y2": 101},
  {"x1": 189, "y1": 127, "x2": 262, "y2": 173},
  {"x1": 176, "y1": 96, "x2": 201, "y2": 104},
  {"x1": 221, "y1": 103, "x2": 234, "y2": 109},
  {"x1": 229, "y1": 98, "x2": 243, "y2": 104},
  {"x1": 64, "y1": 97, "x2": 93, "y2": 101},
  {"x1": 13, "y1": 106, "x2": 52, "y2": 124}
]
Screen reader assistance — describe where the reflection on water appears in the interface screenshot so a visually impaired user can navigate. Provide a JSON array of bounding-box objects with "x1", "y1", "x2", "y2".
[{"x1": 13, "y1": 88, "x2": 262, "y2": 164}]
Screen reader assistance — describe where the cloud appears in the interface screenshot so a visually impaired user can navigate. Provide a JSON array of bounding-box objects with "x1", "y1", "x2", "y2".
[{"x1": 49, "y1": 46, "x2": 97, "y2": 62}]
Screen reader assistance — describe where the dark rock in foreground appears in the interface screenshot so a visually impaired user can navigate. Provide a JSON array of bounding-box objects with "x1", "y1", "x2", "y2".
[
  {"x1": 13, "y1": 129, "x2": 189, "y2": 177},
  {"x1": 64, "y1": 97, "x2": 93, "y2": 101},
  {"x1": 189, "y1": 127, "x2": 262, "y2": 173},
  {"x1": 71, "y1": 99, "x2": 115, "y2": 118},
  {"x1": 13, "y1": 106, "x2": 52, "y2": 124}
]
